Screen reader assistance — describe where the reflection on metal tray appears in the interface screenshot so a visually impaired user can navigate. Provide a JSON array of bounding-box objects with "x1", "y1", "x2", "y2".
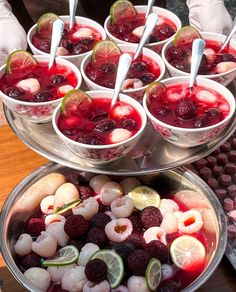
[{"x1": 4, "y1": 81, "x2": 236, "y2": 175}]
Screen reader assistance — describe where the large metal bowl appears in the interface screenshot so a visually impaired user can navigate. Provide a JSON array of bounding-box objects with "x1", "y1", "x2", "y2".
[{"x1": 0, "y1": 163, "x2": 227, "y2": 292}]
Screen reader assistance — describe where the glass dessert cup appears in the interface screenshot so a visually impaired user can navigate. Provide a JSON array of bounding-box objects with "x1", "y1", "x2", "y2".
[
  {"x1": 162, "y1": 32, "x2": 236, "y2": 86},
  {"x1": 27, "y1": 15, "x2": 107, "y2": 68},
  {"x1": 0, "y1": 163, "x2": 226, "y2": 292},
  {"x1": 104, "y1": 6, "x2": 182, "y2": 54},
  {"x1": 0, "y1": 55, "x2": 82, "y2": 123},
  {"x1": 81, "y1": 43, "x2": 166, "y2": 102},
  {"x1": 143, "y1": 76, "x2": 236, "y2": 148},
  {"x1": 52, "y1": 90, "x2": 147, "y2": 165}
]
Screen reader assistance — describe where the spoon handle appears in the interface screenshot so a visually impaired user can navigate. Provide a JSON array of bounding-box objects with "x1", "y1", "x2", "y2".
[
  {"x1": 133, "y1": 12, "x2": 158, "y2": 60},
  {"x1": 69, "y1": 0, "x2": 78, "y2": 30},
  {"x1": 219, "y1": 16, "x2": 236, "y2": 53},
  {"x1": 145, "y1": 0, "x2": 155, "y2": 19},
  {"x1": 48, "y1": 19, "x2": 65, "y2": 69},
  {"x1": 189, "y1": 39, "x2": 205, "y2": 89},
  {"x1": 111, "y1": 53, "x2": 133, "y2": 108}
]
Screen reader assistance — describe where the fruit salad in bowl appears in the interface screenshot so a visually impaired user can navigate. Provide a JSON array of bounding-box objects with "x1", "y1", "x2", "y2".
[
  {"x1": 27, "y1": 13, "x2": 106, "y2": 67},
  {"x1": 81, "y1": 40, "x2": 165, "y2": 102},
  {"x1": 104, "y1": 0, "x2": 181, "y2": 54},
  {"x1": 0, "y1": 51, "x2": 82, "y2": 123},
  {"x1": 52, "y1": 89, "x2": 147, "y2": 164},
  {"x1": 143, "y1": 76, "x2": 235, "y2": 148},
  {"x1": 0, "y1": 164, "x2": 226, "y2": 291},
  {"x1": 162, "y1": 26, "x2": 236, "y2": 86}
]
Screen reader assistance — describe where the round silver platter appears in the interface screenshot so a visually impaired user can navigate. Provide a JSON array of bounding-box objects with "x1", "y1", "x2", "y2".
[{"x1": 4, "y1": 81, "x2": 236, "y2": 176}]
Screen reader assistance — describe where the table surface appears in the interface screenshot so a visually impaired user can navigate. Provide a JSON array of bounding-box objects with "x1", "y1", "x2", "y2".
[{"x1": 0, "y1": 124, "x2": 236, "y2": 291}]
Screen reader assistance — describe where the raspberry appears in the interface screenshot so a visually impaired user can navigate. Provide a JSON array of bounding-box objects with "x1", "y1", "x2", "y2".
[
  {"x1": 73, "y1": 44, "x2": 89, "y2": 54},
  {"x1": 127, "y1": 249, "x2": 151, "y2": 276},
  {"x1": 121, "y1": 119, "x2": 137, "y2": 130},
  {"x1": 78, "y1": 38, "x2": 94, "y2": 45},
  {"x1": 127, "y1": 213, "x2": 142, "y2": 231},
  {"x1": 130, "y1": 61, "x2": 147, "y2": 73},
  {"x1": 85, "y1": 259, "x2": 107, "y2": 283},
  {"x1": 68, "y1": 239, "x2": 85, "y2": 251},
  {"x1": 79, "y1": 185, "x2": 95, "y2": 201},
  {"x1": 112, "y1": 242, "x2": 135, "y2": 261},
  {"x1": 159, "y1": 24, "x2": 175, "y2": 38},
  {"x1": 87, "y1": 67, "x2": 104, "y2": 81},
  {"x1": 34, "y1": 91, "x2": 52, "y2": 102},
  {"x1": 218, "y1": 53, "x2": 236, "y2": 63},
  {"x1": 38, "y1": 40, "x2": 50, "y2": 53},
  {"x1": 126, "y1": 231, "x2": 146, "y2": 249},
  {"x1": 91, "y1": 212, "x2": 111, "y2": 229},
  {"x1": 167, "y1": 46, "x2": 185, "y2": 60},
  {"x1": 21, "y1": 252, "x2": 42, "y2": 270},
  {"x1": 5, "y1": 87, "x2": 23, "y2": 98},
  {"x1": 175, "y1": 99, "x2": 196, "y2": 119},
  {"x1": 139, "y1": 73, "x2": 156, "y2": 84},
  {"x1": 145, "y1": 240, "x2": 169, "y2": 263},
  {"x1": 194, "y1": 115, "x2": 210, "y2": 128},
  {"x1": 50, "y1": 74, "x2": 67, "y2": 85},
  {"x1": 24, "y1": 217, "x2": 45, "y2": 237},
  {"x1": 87, "y1": 227, "x2": 108, "y2": 248},
  {"x1": 101, "y1": 63, "x2": 115, "y2": 73},
  {"x1": 95, "y1": 119, "x2": 116, "y2": 132},
  {"x1": 140, "y1": 206, "x2": 163, "y2": 229},
  {"x1": 61, "y1": 39, "x2": 74, "y2": 52},
  {"x1": 64, "y1": 215, "x2": 89, "y2": 239}
]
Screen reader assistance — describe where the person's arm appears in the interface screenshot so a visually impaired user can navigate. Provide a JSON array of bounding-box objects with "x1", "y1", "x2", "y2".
[{"x1": 186, "y1": 0, "x2": 233, "y2": 35}]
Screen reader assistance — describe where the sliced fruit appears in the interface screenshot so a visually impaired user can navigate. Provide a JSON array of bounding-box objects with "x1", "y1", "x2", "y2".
[
  {"x1": 173, "y1": 26, "x2": 202, "y2": 46},
  {"x1": 91, "y1": 249, "x2": 124, "y2": 288},
  {"x1": 170, "y1": 235, "x2": 206, "y2": 271},
  {"x1": 146, "y1": 82, "x2": 166, "y2": 104},
  {"x1": 54, "y1": 199, "x2": 81, "y2": 215},
  {"x1": 36, "y1": 12, "x2": 60, "y2": 33},
  {"x1": 110, "y1": 0, "x2": 137, "y2": 24},
  {"x1": 61, "y1": 89, "x2": 92, "y2": 116},
  {"x1": 128, "y1": 185, "x2": 160, "y2": 210},
  {"x1": 91, "y1": 40, "x2": 121, "y2": 65},
  {"x1": 145, "y1": 258, "x2": 162, "y2": 291},
  {"x1": 42, "y1": 245, "x2": 79, "y2": 267},
  {"x1": 6, "y1": 50, "x2": 38, "y2": 74}
]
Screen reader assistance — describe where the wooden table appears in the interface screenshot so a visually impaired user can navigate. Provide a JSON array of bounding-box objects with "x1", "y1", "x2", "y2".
[{"x1": 0, "y1": 124, "x2": 236, "y2": 291}]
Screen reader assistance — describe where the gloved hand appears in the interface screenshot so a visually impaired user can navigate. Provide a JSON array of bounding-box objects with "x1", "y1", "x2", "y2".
[
  {"x1": 0, "y1": 0, "x2": 27, "y2": 67},
  {"x1": 186, "y1": 0, "x2": 233, "y2": 35}
]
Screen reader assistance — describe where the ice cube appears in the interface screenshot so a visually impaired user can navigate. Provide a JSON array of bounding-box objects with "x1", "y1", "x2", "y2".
[
  {"x1": 57, "y1": 85, "x2": 74, "y2": 96},
  {"x1": 196, "y1": 90, "x2": 217, "y2": 104},
  {"x1": 121, "y1": 78, "x2": 143, "y2": 90},
  {"x1": 132, "y1": 26, "x2": 144, "y2": 38},
  {"x1": 215, "y1": 61, "x2": 236, "y2": 74},
  {"x1": 72, "y1": 28, "x2": 93, "y2": 39},
  {"x1": 16, "y1": 78, "x2": 40, "y2": 95},
  {"x1": 203, "y1": 48, "x2": 216, "y2": 63},
  {"x1": 56, "y1": 46, "x2": 69, "y2": 56},
  {"x1": 110, "y1": 104, "x2": 134, "y2": 119},
  {"x1": 166, "y1": 88, "x2": 185, "y2": 102},
  {"x1": 108, "y1": 128, "x2": 132, "y2": 144}
]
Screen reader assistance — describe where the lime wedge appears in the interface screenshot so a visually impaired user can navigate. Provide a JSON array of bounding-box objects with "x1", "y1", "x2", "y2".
[
  {"x1": 91, "y1": 249, "x2": 124, "y2": 288},
  {"x1": 173, "y1": 26, "x2": 202, "y2": 46},
  {"x1": 54, "y1": 199, "x2": 81, "y2": 215},
  {"x1": 61, "y1": 89, "x2": 92, "y2": 116},
  {"x1": 128, "y1": 185, "x2": 160, "y2": 210},
  {"x1": 42, "y1": 245, "x2": 79, "y2": 267},
  {"x1": 146, "y1": 82, "x2": 166, "y2": 104},
  {"x1": 145, "y1": 258, "x2": 162, "y2": 291},
  {"x1": 110, "y1": 0, "x2": 137, "y2": 24},
  {"x1": 170, "y1": 235, "x2": 206, "y2": 271},
  {"x1": 6, "y1": 50, "x2": 38, "y2": 74},
  {"x1": 36, "y1": 12, "x2": 60, "y2": 33},
  {"x1": 91, "y1": 40, "x2": 121, "y2": 65}
]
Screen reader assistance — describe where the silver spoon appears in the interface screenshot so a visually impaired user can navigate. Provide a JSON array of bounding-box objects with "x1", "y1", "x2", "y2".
[
  {"x1": 219, "y1": 16, "x2": 236, "y2": 53},
  {"x1": 145, "y1": 0, "x2": 155, "y2": 19},
  {"x1": 48, "y1": 19, "x2": 65, "y2": 69},
  {"x1": 134, "y1": 12, "x2": 158, "y2": 60},
  {"x1": 110, "y1": 53, "x2": 133, "y2": 108},
  {"x1": 69, "y1": 0, "x2": 78, "y2": 30},
  {"x1": 189, "y1": 38, "x2": 205, "y2": 91}
]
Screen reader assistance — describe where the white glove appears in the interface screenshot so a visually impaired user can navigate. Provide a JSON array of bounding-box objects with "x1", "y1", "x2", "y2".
[
  {"x1": 0, "y1": 0, "x2": 27, "y2": 67},
  {"x1": 186, "y1": 0, "x2": 233, "y2": 35}
]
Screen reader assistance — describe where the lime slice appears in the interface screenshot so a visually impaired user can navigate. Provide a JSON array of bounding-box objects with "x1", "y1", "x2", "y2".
[
  {"x1": 54, "y1": 199, "x2": 81, "y2": 215},
  {"x1": 61, "y1": 89, "x2": 92, "y2": 116},
  {"x1": 146, "y1": 82, "x2": 166, "y2": 104},
  {"x1": 128, "y1": 185, "x2": 160, "y2": 210},
  {"x1": 36, "y1": 12, "x2": 60, "y2": 33},
  {"x1": 173, "y1": 26, "x2": 202, "y2": 46},
  {"x1": 91, "y1": 40, "x2": 121, "y2": 65},
  {"x1": 170, "y1": 235, "x2": 206, "y2": 271},
  {"x1": 91, "y1": 249, "x2": 124, "y2": 288},
  {"x1": 145, "y1": 258, "x2": 162, "y2": 291},
  {"x1": 42, "y1": 245, "x2": 79, "y2": 267},
  {"x1": 6, "y1": 50, "x2": 38, "y2": 74},
  {"x1": 110, "y1": 0, "x2": 137, "y2": 24}
]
